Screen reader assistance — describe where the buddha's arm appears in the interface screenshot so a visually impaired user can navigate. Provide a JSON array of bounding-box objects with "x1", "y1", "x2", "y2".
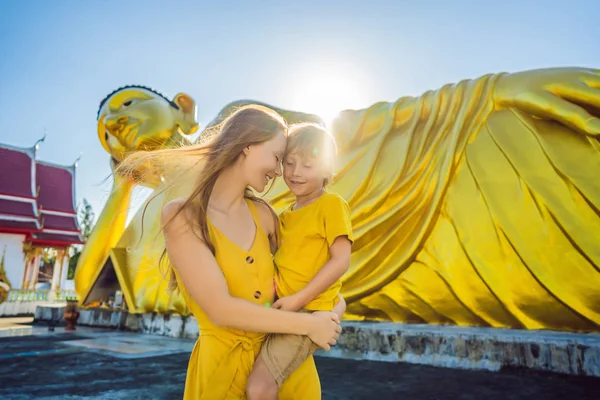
[
  {"x1": 493, "y1": 67, "x2": 600, "y2": 136},
  {"x1": 74, "y1": 162, "x2": 134, "y2": 301},
  {"x1": 338, "y1": 68, "x2": 600, "y2": 152}
]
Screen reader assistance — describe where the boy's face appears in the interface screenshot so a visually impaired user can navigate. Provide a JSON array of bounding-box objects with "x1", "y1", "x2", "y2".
[{"x1": 283, "y1": 151, "x2": 326, "y2": 197}]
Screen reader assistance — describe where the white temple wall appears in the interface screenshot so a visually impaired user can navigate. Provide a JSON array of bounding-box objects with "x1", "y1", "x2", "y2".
[{"x1": 0, "y1": 232, "x2": 25, "y2": 289}]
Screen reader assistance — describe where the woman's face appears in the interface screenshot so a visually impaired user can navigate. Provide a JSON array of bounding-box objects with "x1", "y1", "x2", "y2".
[{"x1": 243, "y1": 130, "x2": 287, "y2": 193}]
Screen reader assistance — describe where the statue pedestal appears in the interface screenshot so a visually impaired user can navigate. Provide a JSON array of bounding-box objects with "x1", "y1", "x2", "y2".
[
  {"x1": 33, "y1": 303, "x2": 66, "y2": 330},
  {"x1": 319, "y1": 321, "x2": 600, "y2": 377},
  {"x1": 32, "y1": 306, "x2": 600, "y2": 377}
]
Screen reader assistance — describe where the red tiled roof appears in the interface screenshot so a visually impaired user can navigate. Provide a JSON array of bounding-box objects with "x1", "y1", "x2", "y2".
[
  {"x1": 0, "y1": 145, "x2": 35, "y2": 198},
  {"x1": 31, "y1": 232, "x2": 84, "y2": 246},
  {"x1": 0, "y1": 219, "x2": 39, "y2": 231},
  {"x1": 0, "y1": 140, "x2": 82, "y2": 247},
  {"x1": 36, "y1": 162, "x2": 77, "y2": 213},
  {"x1": 0, "y1": 199, "x2": 36, "y2": 218},
  {"x1": 41, "y1": 214, "x2": 79, "y2": 231}
]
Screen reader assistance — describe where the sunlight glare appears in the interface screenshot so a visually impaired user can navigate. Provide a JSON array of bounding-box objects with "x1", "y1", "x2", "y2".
[{"x1": 291, "y1": 72, "x2": 362, "y2": 127}]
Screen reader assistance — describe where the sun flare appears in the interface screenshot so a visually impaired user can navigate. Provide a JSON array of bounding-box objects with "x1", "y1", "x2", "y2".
[{"x1": 291, "y1": 72, "x2": 362, "y2": 127}]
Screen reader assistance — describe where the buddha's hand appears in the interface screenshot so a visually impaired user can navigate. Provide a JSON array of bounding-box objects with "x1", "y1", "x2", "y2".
[
  {"x1": 110, "y1": 156, "x2": 140, "y2": 188},
  {"x1": 493, "y1": 67, "x2": 600, "y2": 136}
]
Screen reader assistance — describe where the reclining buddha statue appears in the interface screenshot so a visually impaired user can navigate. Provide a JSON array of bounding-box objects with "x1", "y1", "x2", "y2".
[{"x1": 75, "y1": 67, "x2": 600, "y2": 331}]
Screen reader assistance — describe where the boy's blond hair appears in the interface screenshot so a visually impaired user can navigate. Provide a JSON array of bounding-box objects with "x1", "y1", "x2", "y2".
[{"x1": 286, "y1": 123, "x2": 337, "y2": 186}]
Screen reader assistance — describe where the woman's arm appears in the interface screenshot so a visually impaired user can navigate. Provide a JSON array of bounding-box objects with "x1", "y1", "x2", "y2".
[{"x1": 162, "y1": 200, "x2": 340, "y2": 349}]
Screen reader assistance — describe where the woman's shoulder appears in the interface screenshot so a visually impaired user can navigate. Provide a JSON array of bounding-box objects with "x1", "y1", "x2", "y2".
[
  {"x1": 162, "y1": 198, "x2": 187, "y2": 222},
  {"x1": 161, "y1": 198, "x2": 196, "y2": 236},
  {"x1": 250, "y1": 199, "x2": 277, "y2": 234}
]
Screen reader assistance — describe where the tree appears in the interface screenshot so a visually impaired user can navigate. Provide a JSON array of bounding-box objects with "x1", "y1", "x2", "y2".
[
  {"x1": 67, "y1": 199, "x2": 95, "y2": 279},
  {"x1": 78, "y1": 199, "x2": 95, "y2": 242}
]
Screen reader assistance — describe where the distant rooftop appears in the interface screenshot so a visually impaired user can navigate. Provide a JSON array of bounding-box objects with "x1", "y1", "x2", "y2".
[{"x1": 0, "y1": 139, "x2": 83, "y2": 247}]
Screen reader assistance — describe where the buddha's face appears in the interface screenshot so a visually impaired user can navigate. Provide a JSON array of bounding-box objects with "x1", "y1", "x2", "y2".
[{"x1": 97, "y1": 87, "x2": 198, "y2": 164}]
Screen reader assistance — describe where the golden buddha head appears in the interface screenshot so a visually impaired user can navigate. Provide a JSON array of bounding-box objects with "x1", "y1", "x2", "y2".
[{"x1": 97, "y1": 86, "x2": 199, "y2": 164}]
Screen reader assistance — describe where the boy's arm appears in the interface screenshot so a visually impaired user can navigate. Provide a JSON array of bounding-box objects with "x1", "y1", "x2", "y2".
[
  {"x1": 295, "y1": 236, "x2": 351, "y2": 306},
  {"x1": 272, "y1": 236, "x2": 351, "y2": 311},
  {"x1": 332, "y1": 294, "x2": 346, "y2": 320}
]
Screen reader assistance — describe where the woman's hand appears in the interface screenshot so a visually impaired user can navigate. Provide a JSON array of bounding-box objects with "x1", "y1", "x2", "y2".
[{"x1": 306, "y1": 311, "x2": 342, "y2": 351}]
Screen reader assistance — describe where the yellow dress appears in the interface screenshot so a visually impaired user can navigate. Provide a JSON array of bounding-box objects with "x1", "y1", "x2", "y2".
[{"x1": 174, "y1": 199, "x2": 322, "y2": 399}]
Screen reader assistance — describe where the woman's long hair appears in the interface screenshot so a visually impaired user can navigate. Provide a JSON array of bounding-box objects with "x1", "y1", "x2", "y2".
[{"x1": 116, "y1": 104, "x2": 288, "y2": 290}]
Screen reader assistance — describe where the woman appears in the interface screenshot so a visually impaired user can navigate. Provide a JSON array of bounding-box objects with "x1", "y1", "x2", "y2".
[{"x1": 120, "y1": 105, "x2": 342, "y2": 399}]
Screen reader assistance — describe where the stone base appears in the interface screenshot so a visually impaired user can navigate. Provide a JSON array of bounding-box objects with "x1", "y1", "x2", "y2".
[
  {"x1": 324, "y1": 322, "x2": 600, "y2": 377},
  {"x1": 77, "y1": 307, "x2": 129, "y2": 329},
  {"x1": 32, "y1": 305, "x2": 600, "y2": 377},
  {"x1": 1, "y1": 301, "x2": 50, "y2": 317},
  {"x1": 33, "y1": 303, "x2": 67, "y2": 325},
  {"x1": 34, "y1": 306, "x2": 201, "y2": 338}
]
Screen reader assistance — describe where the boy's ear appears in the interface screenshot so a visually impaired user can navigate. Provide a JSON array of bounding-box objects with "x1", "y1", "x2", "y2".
[{"x1": 323, "y1": 170, "x2": 334, "y2": 187}]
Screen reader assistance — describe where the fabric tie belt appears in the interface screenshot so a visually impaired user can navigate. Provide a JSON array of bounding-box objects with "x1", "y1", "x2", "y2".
[{"x1": 198, "y1": 329, "x2": 265, "y2": 400}]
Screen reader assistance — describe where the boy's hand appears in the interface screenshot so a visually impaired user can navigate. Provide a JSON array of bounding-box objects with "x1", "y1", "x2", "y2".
[{"x1": 272, "y1": 293, "x2": 306, "y2": 312}]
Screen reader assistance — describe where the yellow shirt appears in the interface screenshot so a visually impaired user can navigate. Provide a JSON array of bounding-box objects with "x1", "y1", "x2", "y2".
[{"x1": 275, "y1": 192, "x2": 353, "y2": 311}]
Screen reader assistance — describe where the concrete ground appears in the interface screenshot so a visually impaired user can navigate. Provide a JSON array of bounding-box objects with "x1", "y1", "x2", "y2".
[{"x1": 0, "y1": 318, "x2": 598, "y2": 400}]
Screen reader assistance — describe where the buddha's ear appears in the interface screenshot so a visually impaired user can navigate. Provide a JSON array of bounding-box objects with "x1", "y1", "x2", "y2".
[
  {"x1": 96, "y1": 115, "x2": 112, "y2": 154},
  {"x1": 173, "y1": 93, "x2": 199, "y2": 135}
]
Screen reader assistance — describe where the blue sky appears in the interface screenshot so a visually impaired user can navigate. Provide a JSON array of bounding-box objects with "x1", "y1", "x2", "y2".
[{"x1": 1, "y1": 0, "x2": 598, "y2": 219}]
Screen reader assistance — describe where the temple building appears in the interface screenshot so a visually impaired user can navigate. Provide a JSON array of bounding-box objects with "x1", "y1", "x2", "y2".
[{"x1": 0, "y1": 137, "x2": 83, "y2": 304}]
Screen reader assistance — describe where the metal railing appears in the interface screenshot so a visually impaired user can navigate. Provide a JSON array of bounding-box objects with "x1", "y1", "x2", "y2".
[
  {"x1": 55, "y1": 290, "x2": 78, "y2": 301},
  {"x1": 5, "y1": 289, "x2": 78, "y2": 302},
  {"x1": 7, "y1": 289, "x2": 48, "y2": 302}
]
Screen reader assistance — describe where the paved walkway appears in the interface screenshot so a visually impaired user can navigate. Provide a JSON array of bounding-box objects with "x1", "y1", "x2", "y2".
[{"x1": 0, "y1": 318, "x2": 598, "y2": 399}]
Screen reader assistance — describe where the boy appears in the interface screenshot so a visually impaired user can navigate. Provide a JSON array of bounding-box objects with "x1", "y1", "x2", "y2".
[{"x1": 246, "y1": 123, "x2": 353, "y2": 399}]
